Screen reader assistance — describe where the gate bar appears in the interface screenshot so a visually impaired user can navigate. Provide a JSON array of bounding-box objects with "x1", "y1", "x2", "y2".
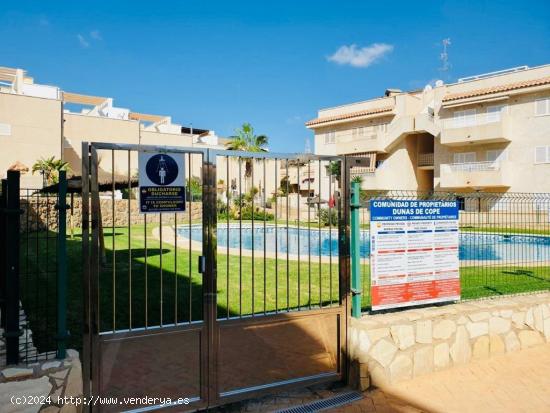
[
  {"x1": 350, "y1": 181, "x2": 361, "y2": 319},
  {"x1": 4, "y1": 171, "x2": 22, "y2": 365},
  {"x1": 56, "y1": 170, "x2": 69, "y2": 358},
  {"x1": 0, "y1": 179, "x2": 6, "y2": 331}
]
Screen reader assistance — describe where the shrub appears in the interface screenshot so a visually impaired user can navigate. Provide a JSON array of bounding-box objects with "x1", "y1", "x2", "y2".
[
  {"x1": 240, "y1": 206, "x2": 274, "y2": 221},
  {"x1": 318, "y1": 207, "x2": 338, "y2": 226},
  {"x1": 187, "y1": 176, "x2": 202, "y2": 201}
]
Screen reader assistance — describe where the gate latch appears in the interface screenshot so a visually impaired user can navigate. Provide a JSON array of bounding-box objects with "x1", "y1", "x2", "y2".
[{"x1": 198, "y1": 256, "x2": 206, "y2": 274}]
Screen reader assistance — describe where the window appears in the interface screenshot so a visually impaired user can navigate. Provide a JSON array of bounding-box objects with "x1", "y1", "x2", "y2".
[
  {"x1": 486, "y1": 105, "x2": 507, "y2": 123},
  {"x1": 376, "y1": 123, "x2": 388, "y2": 133},
  {"x1": 535, "y1": 146, "x2": 550, "y2": 164},
  {"x1": 453, "y1": 109, "x2": 476, "y2": 127},
  {"x1": 324, "y1": 131, "x2": 336, "y2": 144},
  {"x1": 453, "y1": 152, "x2": 476, "y2": 164},
  {"x1": 535, "y1": 98, "x2": 550, "y2": 116},
  {"x1": 352, "y1": 127, "x2": 364, "y2": 139},
  {"x1": 0, "y1": 123, "x2": 11, "y2": 136},
  {"x1": 486, "y1": 149, "x2": 507, "y2": 163}
]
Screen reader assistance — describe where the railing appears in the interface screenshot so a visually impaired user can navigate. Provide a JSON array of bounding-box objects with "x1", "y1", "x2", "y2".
[
  {"x1": 447, "y1": 161, "x2": 500, "y2": 172},
  {"x1": 418, "y1": 152, "x2": 434, "y2": 167},
  {"x1": 356, "y1": 190, "x2": 550, "y2": 313},
  {"x1": 444, "y1": 113, "x2": 506, "y2": 130},
  {"x1": 0, "y1": 171, "x2": 68, "y2": 366},
  {"x1": 335, "y1": 129, "x2": 383, "y2": 144}
]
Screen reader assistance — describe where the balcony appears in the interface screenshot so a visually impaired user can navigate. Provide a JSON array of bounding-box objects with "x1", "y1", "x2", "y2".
[
  {"x1": 439, "y1": 161, "x2": 512, "y2": 189},
  {"x1": 441, "y1": 113, "x2": 511, "y2": 146},
  {"x1": 417, "y1": 153, "x2": 434, "y2": 169},
  {"x1": 336, "y1": 131, "x2": 388, "y2": 154}
]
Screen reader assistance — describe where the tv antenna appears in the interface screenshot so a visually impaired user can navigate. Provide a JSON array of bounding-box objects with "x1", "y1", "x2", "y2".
[
  {"x1": 304, "y1": 137, "x2": 312, "y2": 154},
  {"x1": 439, "y1": 38, "x2": 452, "y2": 74}
]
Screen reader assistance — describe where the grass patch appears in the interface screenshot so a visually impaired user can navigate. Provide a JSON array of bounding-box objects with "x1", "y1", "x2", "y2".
[
  {"x1": 20, "y1": 224, "x2": 550, "y2": 354},
  {"x1": 460, "y1": 226, "x2": 550, "y2": 236}
]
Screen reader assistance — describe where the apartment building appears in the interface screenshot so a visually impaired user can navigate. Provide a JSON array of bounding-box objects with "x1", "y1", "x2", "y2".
[
  {"x1": 307, "y1": 64, "x2": 550, "y2": 199},
  {"x1": 0, "y1": 66, "x2": 224, "y2": 187}
]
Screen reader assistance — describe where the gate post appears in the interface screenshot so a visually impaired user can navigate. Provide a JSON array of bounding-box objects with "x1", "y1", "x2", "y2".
[
  {"x1": 0, "y1": 179, "x2": 6, "y2": 331},
  {"x1": 350, "y1": 181, "x2": 361, "y2": 318},
  {"x1": 56, "y1": 170, "x2": 69, "y2": 359},
  {"x1": 4, "y1": 171, "x2": 22, "y2": 365}
]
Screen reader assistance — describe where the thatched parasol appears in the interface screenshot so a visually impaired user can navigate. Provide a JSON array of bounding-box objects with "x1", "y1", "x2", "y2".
[{"x1": 8, "y1": 161, "x2": 30, "y2": 174}]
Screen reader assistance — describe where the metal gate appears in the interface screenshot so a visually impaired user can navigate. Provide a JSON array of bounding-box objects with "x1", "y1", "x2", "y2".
[{"x1": 82, "y1": 142, "x2": 350, "y2": 411}]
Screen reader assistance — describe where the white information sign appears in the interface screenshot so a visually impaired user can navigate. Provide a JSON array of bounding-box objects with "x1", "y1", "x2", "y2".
[{"x1": 370, "y1": 199, "x2": 460, "y2": 310}]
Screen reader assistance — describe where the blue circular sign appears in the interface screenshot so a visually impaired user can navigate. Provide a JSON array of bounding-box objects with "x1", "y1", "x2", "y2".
[{"x1": 145, "y1": 154, "x2": 179, "y2": 186}]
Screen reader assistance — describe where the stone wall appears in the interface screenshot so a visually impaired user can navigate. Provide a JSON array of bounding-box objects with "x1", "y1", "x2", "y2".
[
  {"x1": 0, "y1": 350, "x2": 82, "y2": 412},
  {"x1": 20, "y1": 197, "x2": 202, "y2": 232},
  {"x1": 349, "y1": 292, "x2": 550, "y2": 389}
]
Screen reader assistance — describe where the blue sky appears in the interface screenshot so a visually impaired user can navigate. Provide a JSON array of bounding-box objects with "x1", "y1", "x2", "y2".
[{"x1": 2, "y1": 1, "x2": 549, "y2": 152}]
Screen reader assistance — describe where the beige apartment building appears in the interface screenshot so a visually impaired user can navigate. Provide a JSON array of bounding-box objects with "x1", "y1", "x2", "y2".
[
  {"x1": 307, "y1": 64, "x2": 550, "y2": 201},
  {"x1": 0, "y1": 66, "x2": 225, "y2": 188}
]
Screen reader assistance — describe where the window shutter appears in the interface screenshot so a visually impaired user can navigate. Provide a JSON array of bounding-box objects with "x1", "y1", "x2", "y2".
[
  {"x1": 535, "y1": 99, "x2": 549, "y2": 116},
  {"x1": 535, "y1": 146, "x2": 547, "y2": 164}
]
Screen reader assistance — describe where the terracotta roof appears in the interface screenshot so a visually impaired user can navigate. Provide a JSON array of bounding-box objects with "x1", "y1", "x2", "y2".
[
  {"x1": 305, "y1": 106, "x2": 394, "y2": 127},
  {"x1": 443, "y1": 76, "x2": 550, "y2": 102}
]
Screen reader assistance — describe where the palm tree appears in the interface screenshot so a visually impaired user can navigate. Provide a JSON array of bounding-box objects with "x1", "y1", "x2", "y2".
[
  {"x1": 226, "y1": 123, "x2": 268, "y2": 189},
  {"x1": 32, "y1": 157, "x2": 70, "y2": 186}
]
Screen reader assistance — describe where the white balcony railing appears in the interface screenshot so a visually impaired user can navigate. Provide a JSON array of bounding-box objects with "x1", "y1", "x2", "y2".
[
  {"x1": 444, "y1": 113, "x2": 505, "y2": 130},
  {"x1": 448, "y1": 161, "x2": 500, "y2": 172}
]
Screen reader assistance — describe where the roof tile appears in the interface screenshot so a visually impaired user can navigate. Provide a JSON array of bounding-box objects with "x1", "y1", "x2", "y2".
[
  {"x1": 443, "y1": 76, "x2": 550, "y2": 102},
  {"x1": 305, "y1": 106, "x2": 394, "y2": 127}
]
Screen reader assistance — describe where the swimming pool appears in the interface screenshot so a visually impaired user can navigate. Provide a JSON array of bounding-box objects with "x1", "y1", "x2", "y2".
[{"x1": 176, "y1": 224, "x2": 550, "y2": 262}]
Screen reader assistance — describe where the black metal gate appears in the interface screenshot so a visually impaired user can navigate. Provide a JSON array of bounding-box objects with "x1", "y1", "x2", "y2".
[{"x1": 82, "y1": 142, "x2": 350, "y2": 412}]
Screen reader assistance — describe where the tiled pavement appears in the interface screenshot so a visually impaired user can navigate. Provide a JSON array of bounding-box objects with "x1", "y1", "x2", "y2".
[{"x1": 213, "y1": 343, "x2": 550, "y2": 412}]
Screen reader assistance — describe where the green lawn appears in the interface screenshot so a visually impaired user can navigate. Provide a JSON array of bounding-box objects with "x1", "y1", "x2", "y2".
[
  {"x1": 460, "y1": 226, "x2": 550, "y2": 236},
  {"x1": 20, "y1": 224, "x2": 550, "y2": 354},
  {"x1": 358, "y1": 264, "x2": 550, "y2": 310}
]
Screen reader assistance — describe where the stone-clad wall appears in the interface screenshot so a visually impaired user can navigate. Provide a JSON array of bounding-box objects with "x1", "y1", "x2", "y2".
[
  {"x1": 20, "y1": 198, "x2": 202, "y2": 232},
  {"x1": 0, "y1": 350, "x2": 82, "y2": 412},
  {"x1": 349, "y1": 292, "x2": 550, "y2": 388}
]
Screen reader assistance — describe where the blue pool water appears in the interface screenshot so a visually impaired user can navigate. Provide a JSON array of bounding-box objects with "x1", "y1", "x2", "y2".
[{"x1": 176, "y1": 224, "x2": 550, "y2": 262}]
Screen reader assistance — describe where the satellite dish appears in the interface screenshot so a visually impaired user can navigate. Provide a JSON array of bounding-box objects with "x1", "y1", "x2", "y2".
[
  {"x1": 423, "y1": 84, "x2": 433, "y2": 92},
  {"x1": 435, "y1": 80, "x2": 444, "y2": 87}
]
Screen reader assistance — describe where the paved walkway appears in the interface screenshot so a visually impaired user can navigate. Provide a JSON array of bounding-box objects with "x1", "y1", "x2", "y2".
[
  {"x1": 333, "y1": 343, "x2": 550, "y2": 413},
  {"x1": 214, "y1": 343, "x2": 550, "y2": 412}
]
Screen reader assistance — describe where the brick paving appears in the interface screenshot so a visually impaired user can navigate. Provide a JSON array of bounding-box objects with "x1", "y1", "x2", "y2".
[
  {"x1": 213, "y1": 343, "x2": 550, "y2": 412},
  {"x1": 336, "y1": 343, "x2": 550, "y2": 413}
]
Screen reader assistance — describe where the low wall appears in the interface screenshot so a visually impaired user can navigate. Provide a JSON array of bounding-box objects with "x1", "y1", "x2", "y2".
[
  {"x1": 0, "y1": 350, "x2": 82, "y2": 412},
  {"x1": 20, "y1": 198, "x2": 202, "y2": 232},
  {"x1": 349, "y1": 292, "x2": 550, "y2": 389}
]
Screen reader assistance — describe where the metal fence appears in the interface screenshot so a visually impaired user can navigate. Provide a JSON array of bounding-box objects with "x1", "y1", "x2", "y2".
[
  {"x1": 356, "y1": 190, "x2": 550, "y2": 312},
  {"x1": 0, "y1": 170, "x2": 68, "y2": 366}
]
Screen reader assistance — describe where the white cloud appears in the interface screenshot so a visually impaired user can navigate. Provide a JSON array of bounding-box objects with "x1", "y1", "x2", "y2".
[
  {"x1": 285, "y1": 115, "x2": 302, "y2": 125},
  {"x1": 90, "y1": 30, "x2": 102, "y2": 40},
  {"x1": 77, "y1": 34, "x2": 90, "y2": 48},
  {"x1": 327, "y1": 43, "x2": 394, "y2": 68}
]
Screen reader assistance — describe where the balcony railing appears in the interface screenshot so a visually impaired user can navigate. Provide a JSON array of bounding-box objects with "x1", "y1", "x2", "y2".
[
  {"x1": 448, "y1": 161, "x2": 500, "y2": 172},
  {"x1": 440, "y1": 161, "x2": 510, "y2": 189},
  {"x1": 418, "y1": 153, "x2": 434, "y2": 167},
  {"x1": 441, "y1": 113, "x2": 510, "y2": 146},
  {"x1": 444, "y1": 113, "x2": 505, "y2": 130}
]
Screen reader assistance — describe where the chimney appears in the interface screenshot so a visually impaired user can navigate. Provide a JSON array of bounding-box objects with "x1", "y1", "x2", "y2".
[{"x1": 384, "y1": 88, "x2": 402, "y2": 97}]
